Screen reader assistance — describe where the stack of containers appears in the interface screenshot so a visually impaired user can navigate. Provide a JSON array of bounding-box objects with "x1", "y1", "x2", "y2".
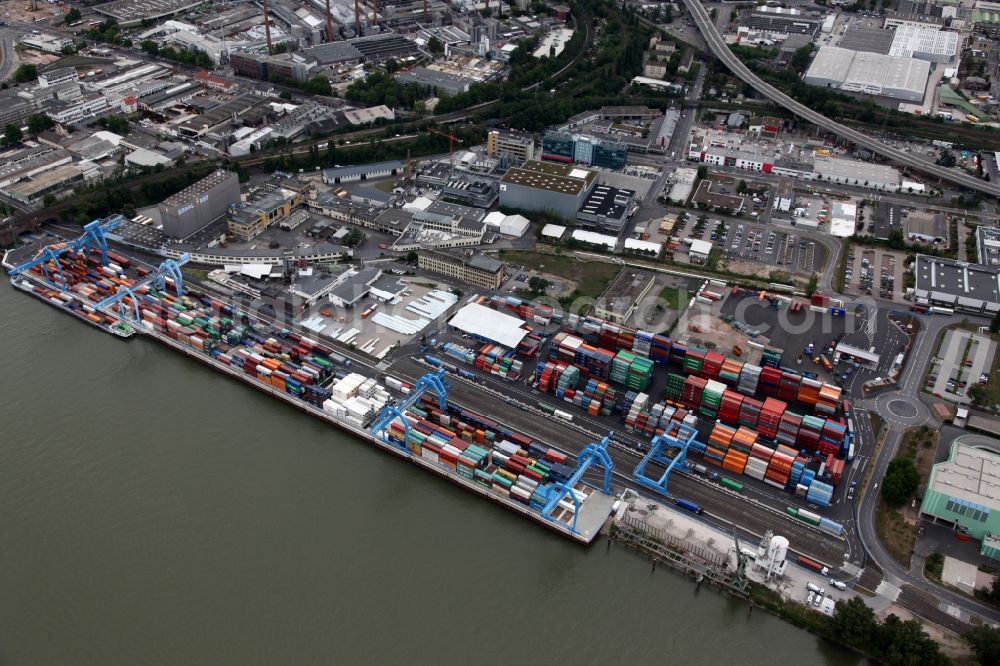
[
  {"x1": 627, "y1": 356, "x2": 655, "y2": 391},
  {"x1": 796, "y1": 377, "x2": 822, "y2": 406},
  {"x1": 761, "y1": 348, "x2": 782, "y2": 368},
  {"x1": 797, "y1": 415, "x2": 825, "y2": 452},
  {"x1": 670, "y1": 341, "x2": 688, "y2": 364},
  {"x1": 682, "y1": 375, "x2": 707, "y2": 407},
  {"x1": 624, "y1": 393, "x2": 650, "y2": 430},
  {"x1": 777, "y1": 373, "x2": 801, "y2": 403},
  {"x1": 706, "y1": 423, "x2": 735, "y2": 466},
  {"x1": 738, "y1": 364, "x2": 761, "y2": 395},
  {"x1": 633, "y1": 330, "x2": 653, "y2": 357},
  {"x1": 703, "y1": 351, "x2": 726, "y2": 379},
  {"x1": 576, "y1": 378, "x2": 617, "y2": 416},
  {"x1": 790, "y1": 457, "x2": 806, "y2": 491},
  {"x1": 610, "y1": 351, "x2": 634, "y2": 385},
  {"x1": 722, "y1": 447, "x2": 749, "y2": 476},
  {"x1": 475, "y1": 344, "x2": 524, "y2": 380},
  {"x1": 664, "y1": 373, "x2": 686, "y2": 401},
  {"x1": 443, "y1": 342, "x2": 476, "y2": 364},
  {"x1": 758, "y1": 367, "x2": 783, "y2": 398},
  {"x1": 819, "y1": 420, "x2": 847, "y2": 457},
  {"x1": 744, "y1": 441, "x2": 772, "y2": 481},
  {"x1": 555, "y1": 364, "x2": 580, "y2": 395},
  {"x1": 738, "y1": 397, "x2": 762, "y2": 430},
  {"x1": 651, "y1": 334, "x2": 671, "y2": 364},
  {"x1": 765, "y1": 444, "x2": 797, "y2": 489},
  {"x1": 700, "y1": 379, "x2": 726, "y2": 420},
  {"x1": 684, "y1": 348, "x2": 705, "y2": 375},
  {"x1": 757, "y1": 397, "x2": 786, "y2": 439},
  {"x1": 719, "y1": 391, "x2": 744, "y2": 424},
  {"x1": 806, "y1": 480, "x2": 834, "y2": 507},
  {"x1": 776, "y1": 412, "x2": 802, "y2": 448},
  {"x1": 816, "y1": 385, "x2": 841, "y2": 416},
  {"x1": 718, "y1": 358, "x2": 743, "y2": 386}
]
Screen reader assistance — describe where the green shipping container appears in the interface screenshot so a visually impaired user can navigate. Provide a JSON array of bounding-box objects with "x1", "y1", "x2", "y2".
[{"x1": 720, "y1": 477, "x2": 743, "y2": 492}]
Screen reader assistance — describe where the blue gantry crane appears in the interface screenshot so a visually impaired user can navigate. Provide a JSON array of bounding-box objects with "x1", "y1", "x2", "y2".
[
  {"x1": 632, "y1": 420, "x2": 700, "y2": 496},
  {"x1": 369, "y1": 369, "x2": 449, "y2": 452},
  {"x1": 541, "y1": 434, "x2": 613, "y2": 534},
  {"x1": 7, "y1": 216, "x2": 125, "y2": 285},
  {"x1": 94, "y1": 254, "x2": 190, "y2": 323}
]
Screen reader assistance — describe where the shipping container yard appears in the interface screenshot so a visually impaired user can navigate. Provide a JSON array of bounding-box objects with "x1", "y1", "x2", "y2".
[{"x1": 3, "y1": 239, "x2": 615, "y2": 545}]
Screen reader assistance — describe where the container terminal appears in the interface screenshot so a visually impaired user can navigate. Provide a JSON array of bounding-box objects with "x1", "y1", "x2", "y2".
[
  {"x1": 3, "y1": 217, "x2": 853, "y2": 565},
  {"x1": 2, "y1": 217, "x2": 616, "y2": 545}
]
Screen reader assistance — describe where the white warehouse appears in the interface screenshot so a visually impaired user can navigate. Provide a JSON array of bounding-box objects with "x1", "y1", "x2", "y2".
[
  {"x1": 889, "y1": 26, "x2": 958, "y2": 64},
  {"x1": 804, "y1": 46, "x2": 929, "y2": 102}
]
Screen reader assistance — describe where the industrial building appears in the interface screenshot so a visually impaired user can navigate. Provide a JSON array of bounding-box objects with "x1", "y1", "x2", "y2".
[
  {"x1": 747, "y1": 6, "x2": 821, "y2": 35},
  {"x1": 804, "y1": 46, "x2": 929, "y2": 102},
  {"x1": 482, "y1": 211, "x2": 530, "y2": 237},
  {"x1": 93, "y1": 0, "x2": 204, "y2": 25},
  {"x1": 920, "y1": 440, "x2": 1000, "y2": 542},
  {"x1": 395, "y1": 67, "x2": 477, "y2": 96},
  {"x1": 20, "y1": 33, "x2": 74, "y2": 53},
  {"x1": 443, "y1": 175, "x2": 499, "y2": 208},
  {"x1": 448, "y1": 302, "x2": 529, "y2": 349},
  {"x1": 1, "y1": 164, "x2": 83, "y2": 204},
  {"x1": 913, "y1": 254, "x2": 1000, "y2": 314},
  {"x1": 813, "y1": 157, "x2": 901, "y2": 191},
  {"x1": 486, "y1": 131, "x2": 535, "y2": 163},
  {"x1": 888, "y1": 25, "x2": 958, "y2": 63},
  {"x1": 228, "y1": 187, "x2": 304, "y2": 242},
  {"x1": 158, "y1": 170, "x2": 241, "y2": 239},
  {"x1": 874, "y1": 202, "x2": 904, "y2": 241},
  {"x1": 38, "y1": 67, "x2": 79, "y2": 88},
  {"x1": 905, "y1": 211, "x2": 948, "y2": 246},
  {"x1": 230, "y1": 52, "x2": 316, "y2": 82},
  {"x1": 417, "y1": 250, "x2": 504, "y2": 290},
  {"x1": 323, "y1": 161, "x2": 403, "y2": 184},
  {"x1": 593, "y1": 269, "x2": 656, "y2": 324},
  {"x1": 499, "y1": 160, "x2": 597, "y2": 221},
  {"x1": 977, "y1": 226, "x2": 1000, "y2": 268},
  {"x1": 541, "y1": 131, "x2": 628, "y2": 170},
  {"x1": 575, "y1": 185, "x2": 636, "y2": 234}
]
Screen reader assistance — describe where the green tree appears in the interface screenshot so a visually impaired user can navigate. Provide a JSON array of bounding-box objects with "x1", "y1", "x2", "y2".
[
  {"x1": 990, "y1": 310, "x2": 1000, "y2": 334},
  {"x1": 696, "y1": 165, "x2": 708, "y2": 179},
  {"x1": 881, "y1": 458, "x2": 920, "y2": 508},
  {"x1": 96, "y1": 115, "x2": 129, "y2": 134},
  {"x1": 13, "y1": 64, "x2": 37, "y2": 83},
  {"x1": 831, "y1": 597, "x2": 877, "y2": 652},
  {"x1": 967, "y1": 625, "x2": 1000, "y2": 665},
  {"x1": 790, "y1": 44, "x2": 814, "y2": 74},
  {"x1": 27, "y1": 114, "x2": 55, "y2": 134},
  {"x1": 4, "y1": 124, "x2": 23, "y2": 145},
  {"x1": 876, "y1": 614, "x2": 948, "y2": 666},
  {"x1": 427, "y1": 36, "x2": 443, "y2": 55},
  {"x1": 140, "y1": 40, "x2": 159, "y2": 55},
  {"x1": 936, "y1": 149, "x2": 956, "y2": 168},
  {"x1": 887, "y1": 228, "x2": 905, "y2": 250},
  {"x1": 63, "y1": 6, "x2": 81, "y2": 24},
  {"x1": 528, "y1": 276, "x2": 551, "y2": 293},
  {"x1": 384, "y1": 58, "x2": 400, "y2": 73},
  {"x1": 805, "y1": 272, "x2": 819, "y2": 297},
  {"x1": 405, "y1": 250, "x2": 418, "y2": 264}
]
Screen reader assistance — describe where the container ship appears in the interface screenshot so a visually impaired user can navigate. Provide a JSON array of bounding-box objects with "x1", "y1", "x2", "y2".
[{"x1": 6, "y1": 251, "x2": 614, "y2": 544}]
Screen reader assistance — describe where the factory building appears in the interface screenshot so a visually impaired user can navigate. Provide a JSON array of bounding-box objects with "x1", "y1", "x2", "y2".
[
  {"x1": 395, "y1": 67, "x2": 477, "y2": 96},
  {"x1": 20, "y1": 33, "x2": 74, "y2": 53},
  {"x1": 977, "y1": 226, "x2": 1000, "y2": 268},
  {"x1": 486, "y1": 131, "x2": 535, "y2": 163},
  {"x1": 913, "y1": 254, "x2": 1000, "y2": 314},
  {"x1": 920, "y1": 440, "x2": 1000, "y2": 543},
  {"x1": 418, "y1": 250, "x2": 504, "y2": 290},
  {"x1": 812, "y1": 157, "x2": 901, "y2": 191},
  {"x1": 499, "y1": 160, "x2": 597, "y2": 221},
  {"x1": 158, "y1": 170, "x2": 241, "y2": 239},
  {"x1": 323, "y1": 161, "x2": 403, "y2": 184},
  {"x1": 804, "y1": 46, "x2": 929, "y2": 102},
  {"x1": 230, "y1": 52, "x2": 315, "y2": 82}
]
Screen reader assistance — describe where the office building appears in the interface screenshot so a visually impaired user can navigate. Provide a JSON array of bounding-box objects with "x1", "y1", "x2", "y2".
[
  {"x1": 499, "y1": 160, "x2": 597, "y2": 221},
  {"x1": 418, "y1": 250, "x2": 504, "y2": 289},
  {"x1": 486, "y1": 131, "x2": 535, "y2": 163},
  {"x1": 920, "y1": 440, "x2": 1000, "y2": 542}
]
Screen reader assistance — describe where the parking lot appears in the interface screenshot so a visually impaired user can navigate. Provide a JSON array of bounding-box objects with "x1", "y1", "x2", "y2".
[
  {"x1": 926, "y1": 329, "x2": 997, "y2": 404},
  {"x1": 844, "y1": 246, "x2": 906, "y2": 302}
]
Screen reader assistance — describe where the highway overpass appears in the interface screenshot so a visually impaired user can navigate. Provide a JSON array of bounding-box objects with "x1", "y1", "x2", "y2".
[{"x1": 680, "y1": 0, "x2": 1000, "y2": 198}]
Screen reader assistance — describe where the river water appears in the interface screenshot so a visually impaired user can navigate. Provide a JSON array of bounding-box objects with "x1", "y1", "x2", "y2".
[{"x1": 0, "y1": 284, "x2": 862, "y2": 665}]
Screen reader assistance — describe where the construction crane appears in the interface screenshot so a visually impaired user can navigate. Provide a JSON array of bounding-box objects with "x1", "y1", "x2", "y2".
[
  {"x1": 369, "y1": 369, "x2": 449, "y2": 452},
  {"x1": 541, "y1": 435, "x2": 613, "y2": 534},
  {"x1": 7, "y1": 216, "x2": 125, "y2": 285},
  {"x1": 426, "y1": 127, "x2": 463, "y2": 159},
  {"x1": 94, "y1": 254, "x2": 190, "y2": 323},
  {"x1": 632, "y1": 420, "x2": 699, "y2": 496}
]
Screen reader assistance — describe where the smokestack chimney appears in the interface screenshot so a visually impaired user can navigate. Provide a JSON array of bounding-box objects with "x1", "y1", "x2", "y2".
[
  {"x1": 354, "y1": 0, "x2": 361, "y2": 34},
  {"x1": 371, "y1": 0, "x2": 376, "y2": 27},
  {"x1": 324, "y1": 0, "x2": 335, "y2": 41},
  {"x1": 262, "y1": 0, "x2": 273, "y2": 54},
  {"x1": 423, "y1": 0, "x2": 428, "y2": 22}
]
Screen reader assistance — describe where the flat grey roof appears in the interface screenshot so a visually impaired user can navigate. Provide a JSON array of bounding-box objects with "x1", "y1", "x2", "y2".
[
  {"x1": 323, "y1": 160, "x2": 402, "y2": 179},
  {"x1": 915, "y1": 254, "x2": 1000, "y2": 310},
  {"x1": 93, "y1": 0, "x2": 202, "y2": 22}
]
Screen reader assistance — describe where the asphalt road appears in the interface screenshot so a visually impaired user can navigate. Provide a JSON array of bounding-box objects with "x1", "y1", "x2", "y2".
[{"x1": 674, "y1": 0, "x2": 1000, "y2": 197}]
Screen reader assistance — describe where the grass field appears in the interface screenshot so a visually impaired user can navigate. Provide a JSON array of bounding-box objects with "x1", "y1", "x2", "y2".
[
  {"x1": 500, "y1": 250, "x2": 620, "y2": 300},
  {"x1": 659, "y1": 285, "x2": 682, "y2": 310}
]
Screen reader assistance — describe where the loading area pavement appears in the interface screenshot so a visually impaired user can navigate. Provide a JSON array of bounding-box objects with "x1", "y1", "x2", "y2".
[{"x1": 926, "y1": 329, "x2": 996, "y2": 404}]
